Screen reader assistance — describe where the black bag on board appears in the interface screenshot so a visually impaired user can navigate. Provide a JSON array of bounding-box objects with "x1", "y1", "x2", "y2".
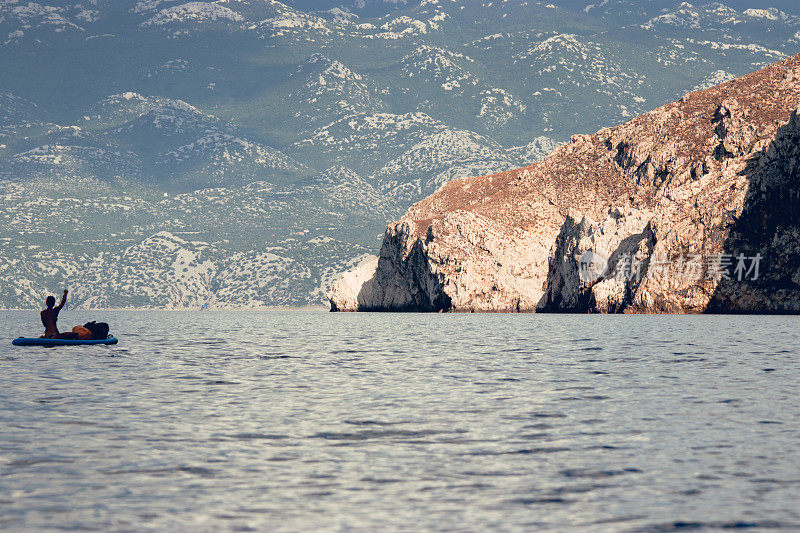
[{"x1": 83, "y1": 321, "x2": 110, "y2": 340}]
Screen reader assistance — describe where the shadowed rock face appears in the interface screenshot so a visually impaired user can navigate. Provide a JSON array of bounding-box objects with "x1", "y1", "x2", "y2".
[{"x1": 329, "y1": 54, "x2": 800, "y2": 313}]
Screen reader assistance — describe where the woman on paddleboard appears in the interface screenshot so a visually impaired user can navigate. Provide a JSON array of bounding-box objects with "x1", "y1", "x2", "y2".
[{"x1": 41, "y1": 289, "x2": 78, "y2": 339}]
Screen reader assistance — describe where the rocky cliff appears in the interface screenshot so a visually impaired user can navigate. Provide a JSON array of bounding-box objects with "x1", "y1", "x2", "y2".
[{"x1": 329, "y1": 54, "x2": 800, "y2": 313}]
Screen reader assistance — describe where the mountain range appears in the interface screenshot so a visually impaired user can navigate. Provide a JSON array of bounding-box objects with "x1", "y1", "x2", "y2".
[{"x1": 1, "y1": 0, "x2": 799, "y2": 308}]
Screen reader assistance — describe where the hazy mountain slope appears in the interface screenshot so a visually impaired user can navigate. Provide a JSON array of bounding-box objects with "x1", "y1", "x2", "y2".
[{"x1": 0, "y1": 170, "x2": 399, "y2": 308}]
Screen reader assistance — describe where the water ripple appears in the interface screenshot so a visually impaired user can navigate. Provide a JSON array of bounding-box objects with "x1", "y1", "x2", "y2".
[{"x1": 1, "y1": 311, "x2": 799, "y2": 531}]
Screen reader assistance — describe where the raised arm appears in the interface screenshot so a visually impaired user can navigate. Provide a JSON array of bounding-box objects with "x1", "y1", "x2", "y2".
[{"x1": 56, "y1": 289, "x2": 68, "y2": 310}]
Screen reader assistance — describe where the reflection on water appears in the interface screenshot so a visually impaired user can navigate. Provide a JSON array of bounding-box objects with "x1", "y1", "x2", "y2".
[{"x1": 1, "y1": 311, "x2": 799, "y2": 531}]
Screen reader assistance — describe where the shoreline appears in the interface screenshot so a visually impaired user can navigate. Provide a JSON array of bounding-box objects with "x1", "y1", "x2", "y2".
[{"x1": 0, "y1": 305, "x2": 330, "y2": 312}]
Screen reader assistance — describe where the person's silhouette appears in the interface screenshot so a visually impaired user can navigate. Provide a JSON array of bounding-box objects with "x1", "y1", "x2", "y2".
[{"x1": 41, "y1": 289, "x2": 77, "y2": 339}]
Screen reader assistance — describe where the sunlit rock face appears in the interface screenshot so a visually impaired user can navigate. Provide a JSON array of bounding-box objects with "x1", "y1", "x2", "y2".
[{"x1": 330, "y1": 54, "x2": 800, "y2": 313}]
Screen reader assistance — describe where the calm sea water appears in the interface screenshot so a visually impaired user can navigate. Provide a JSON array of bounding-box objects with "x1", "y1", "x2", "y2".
[{"x1": 1, "y1": 310, "x2": 799, "y2": 532}]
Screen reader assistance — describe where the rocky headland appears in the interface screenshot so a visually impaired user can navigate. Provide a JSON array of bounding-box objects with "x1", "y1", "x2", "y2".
[{"x1": 329, "y1": 54, "x2": 800, "y2": 313}]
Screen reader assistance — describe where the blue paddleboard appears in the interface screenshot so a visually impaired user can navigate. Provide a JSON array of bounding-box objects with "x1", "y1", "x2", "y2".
[{"x1": 12, "y1": 336, "x2": 118, "y2": 346}]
